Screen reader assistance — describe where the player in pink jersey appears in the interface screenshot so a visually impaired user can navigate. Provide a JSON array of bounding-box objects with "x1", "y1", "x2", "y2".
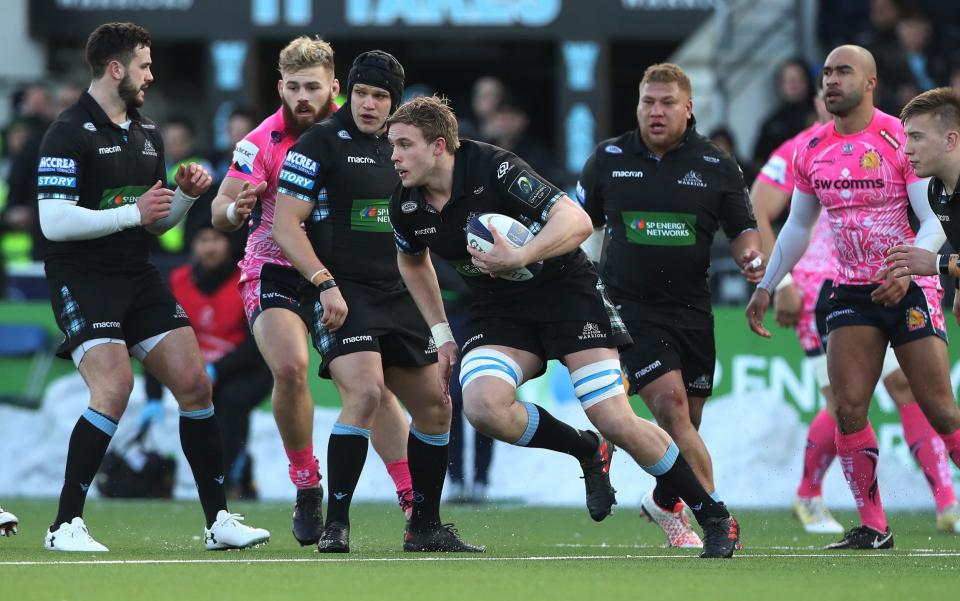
[
  {"x1": 748, "y1": 45, "x2": 960, "y2": 550},
  {"x1": 210, "y1": 37, "x2": 414, "y2": 546},
  {"x1": 753, "y1": 90, "x2": 960, "y2": 535}
]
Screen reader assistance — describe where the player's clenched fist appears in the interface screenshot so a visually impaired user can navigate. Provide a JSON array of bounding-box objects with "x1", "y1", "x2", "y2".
[
  {"x1": 318, "y1": 286, "x2": 348, "y2": 331},
  {"x1": 746, "y1": 288, "x2": 772, "y2": 338},
  {"x1": 175, "y1": 162, "x2": 213, "y2": 197},
  {"x1": 137, "y1": 180, "x2": 174, "y2": 225}
]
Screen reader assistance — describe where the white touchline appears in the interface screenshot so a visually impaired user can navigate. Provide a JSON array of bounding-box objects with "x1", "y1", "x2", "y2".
[{"x1": 3, "y1": 552, "x2": 960, "y2": 566}]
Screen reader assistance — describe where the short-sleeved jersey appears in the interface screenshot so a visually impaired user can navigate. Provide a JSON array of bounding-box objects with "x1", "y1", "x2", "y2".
[
  {"x1": 793, "y1": 109, "x2": 930, "y2": 287},
  {"x1": 391, "y1": 139, "x2": 583, "y2": 302},
  {"x1": 225, "y1": 108, "x2": 299, "y2": 279},
  {"x1": 36, "y1": 91, "x2": 166, "y2": 271},
  {"x1": 758, "y1": 124, "x2": 838, "y2": 282},
  {"x1": 277, "y1": 109, "x2": 401, "y2": 287},
  {"x1": 577, "y1": 121, "x2": 756, "y2": 326}
]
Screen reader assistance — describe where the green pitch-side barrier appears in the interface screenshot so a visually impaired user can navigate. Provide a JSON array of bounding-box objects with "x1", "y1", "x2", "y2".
[{"x1": 3, "y1": 301, "x2": 960, "y2": 421}]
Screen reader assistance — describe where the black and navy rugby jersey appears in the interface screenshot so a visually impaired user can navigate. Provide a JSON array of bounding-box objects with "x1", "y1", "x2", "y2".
[
  {"x1": 578, "y1": 119, "x2": 755, "y2": 326},
  {"x1": 277, "y1": 109, "x2": 402, "y2": 288},
  {"x1": 36, "y1": 91, "x2": 166, "y2": 270},
  {"x1": 390, "y1": 139, "x2": 590, "y2": 301}
]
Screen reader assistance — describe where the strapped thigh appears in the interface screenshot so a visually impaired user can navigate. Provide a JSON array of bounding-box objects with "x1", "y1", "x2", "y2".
[
  {"x1": 569, "y1": 359, "x2": 624, "y2": 410},
  {"x1": 459, "y1": 348, "x2": 523, "y2": 391}
]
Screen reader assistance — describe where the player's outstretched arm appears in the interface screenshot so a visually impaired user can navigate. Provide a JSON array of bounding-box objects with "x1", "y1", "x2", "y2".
[
  {"x1": 211, "y1": 177, "x2": 265, "y2": 232},
  {"x1": 757, "y1": 189, "x2": 821, "y2": 293},
  {"x1": 397, "y1": 251, "x2": 455, "y2": 403},
  {"x1": 397, "y1": 251, "x2": 449, "y2": 333},
  {"x1": 273, "y1": 191, "x2": 347, "y2": 330},
  {"x1": 747, "y1": 188, "x2": 821, "y2": 338}
]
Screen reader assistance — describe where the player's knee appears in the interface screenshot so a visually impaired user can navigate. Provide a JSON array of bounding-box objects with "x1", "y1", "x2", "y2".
[
  {"x1": 412, "y1": 402, "x2": 451, "y2": 432},
  {"x1": 89, "y1": 372, "x2": 134, "y2": 417},
  {"x1": 646, "y1": 389, "x2": 691, "y2": 431},
  {"x1": 342, "y1": 383, "x2": 384, "y2": 423},
  {"x1": 834, "y1": 401, "x2": 869, "y2": 433},
  {"x1": 570, "y1": 359, "x2": 624, "y2": 410},
  {"x1": 921, "y1": 403, "x2": 960, "y2": 435},
  {"x1": 461, "y1": 390, "x2": 510, "y2": 431},
  {"x1": 172, "y1": 367, "x2": 213, "y2": 411},
  {"x1": 271, "y1": 357, "x2": 308, "y2": 391}
]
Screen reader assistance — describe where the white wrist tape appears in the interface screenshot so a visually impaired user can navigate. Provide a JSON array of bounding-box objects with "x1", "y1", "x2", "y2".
[
  {"x1": 226, "y1": 201, "x2": 241, "y2": 226},
  {"x1": 430, "y1": 322, "x2": 455, "y2": 347},
  {"x1": 775, "y1": 272, "x2": 794, "y2": 291}
]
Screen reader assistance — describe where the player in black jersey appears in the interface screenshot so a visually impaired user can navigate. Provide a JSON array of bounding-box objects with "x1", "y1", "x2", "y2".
[
  {"x1": 388, "y1": 95, "x2": 741, "y2": 558},
  {"x1": 273, "y1": 51, "x2": 482, "y2": 553},
  {"x1": 37, "y1": 22, "x2": 268, "y2": 552},
  {"x1": 888, "y1": 87, "x2": 960, "y2": 305},
  {"x1": 578, "y1": 63, "x2": 762, "y2": 548}
]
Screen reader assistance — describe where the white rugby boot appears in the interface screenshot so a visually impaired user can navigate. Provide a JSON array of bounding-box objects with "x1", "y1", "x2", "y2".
[
  {"x1": 44, "y1": 517, "x2": 109, "y2": 552},
  {"x1": 0, "y1": 506, "x2": 18, "y2": 536},
  {"x1": 793, "y1": 496, "x2": 844, "y2": 534},
  {"x1": 204, "y1": 510, "x2": 270, "y2": 550},
  {"x1": 935, "y1": 502, "x2": 960, "y2": 533}
]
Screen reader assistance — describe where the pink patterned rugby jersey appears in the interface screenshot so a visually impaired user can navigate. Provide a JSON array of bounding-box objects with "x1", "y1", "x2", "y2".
[
  {"x1": 792, "y1": 109, "x2": 935, "y2": 290},
  {"x1": 226, "y1": 108, "x2": 299, "y2": 282}
]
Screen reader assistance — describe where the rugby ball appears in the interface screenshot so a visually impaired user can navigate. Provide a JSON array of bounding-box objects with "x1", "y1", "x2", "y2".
[{"x1": 465, "y1": 213, "x2": 542, "y2": 281}]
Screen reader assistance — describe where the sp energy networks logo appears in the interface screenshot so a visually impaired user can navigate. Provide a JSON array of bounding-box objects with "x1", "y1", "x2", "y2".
[
  {"x1": 622, "y1": 211, "x2": 696, "y2": 246},
  {"x1": 351, "y1": 199, "x2": 392, "y2": 232},
  {"x1": 99, "y1": 185, "x2": 149, "y2": 209}
]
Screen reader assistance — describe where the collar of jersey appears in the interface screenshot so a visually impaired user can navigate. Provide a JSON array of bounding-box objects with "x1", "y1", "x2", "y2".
[
  {"x1": 80, "y1": 91, "x2": 144, "y2": 128},
  {"x1": 335, "y1": 105, "x2": 379, "y2": 141},
  {"x1": 630, "y1": 115, "x2": 697, "y2": 159}
]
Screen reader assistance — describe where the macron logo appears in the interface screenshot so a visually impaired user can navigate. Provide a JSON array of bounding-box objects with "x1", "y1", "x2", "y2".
[
  {"x1": 612, "y1": 170, "x2": 643, "y2": 178},
  {"x1": 347, "y1": 156, "x2": 376, "y2": 164}
]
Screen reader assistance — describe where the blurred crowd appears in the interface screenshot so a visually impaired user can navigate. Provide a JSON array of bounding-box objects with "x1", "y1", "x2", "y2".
[{"x1": 0, "y1": 72, "x2": 559, "y2": 292}]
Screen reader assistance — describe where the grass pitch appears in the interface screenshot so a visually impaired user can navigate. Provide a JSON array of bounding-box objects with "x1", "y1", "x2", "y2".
[{"x1": 1, "y1": 499, "x2": 958, "y2": 601}]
